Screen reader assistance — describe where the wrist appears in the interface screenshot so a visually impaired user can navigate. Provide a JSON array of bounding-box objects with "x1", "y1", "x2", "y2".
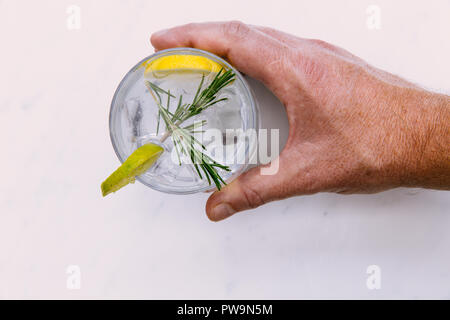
[{"x1": 399, "y1": 91, "x2": 450, "y2": 189}]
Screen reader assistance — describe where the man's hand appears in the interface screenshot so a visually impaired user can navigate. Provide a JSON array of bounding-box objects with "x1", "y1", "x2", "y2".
[{"x1": 151, "y1": 21, "x2": 450, "y2": 221}]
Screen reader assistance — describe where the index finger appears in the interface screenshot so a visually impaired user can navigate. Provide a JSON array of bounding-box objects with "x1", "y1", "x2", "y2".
[{"x1": 150, "y1": 21, "x2": 289, "y2": 87}]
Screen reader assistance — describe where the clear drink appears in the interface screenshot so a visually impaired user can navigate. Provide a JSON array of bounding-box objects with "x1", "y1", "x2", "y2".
[{"x1": 109, "y1": 48, "x2": 258, "y2": 194}]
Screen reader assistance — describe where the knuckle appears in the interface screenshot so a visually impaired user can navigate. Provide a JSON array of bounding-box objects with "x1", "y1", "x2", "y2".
[
  {"x1": 223, "y1": 20, "x2": 249, "y2": 39},
  {"x1": 241, "y1": 185, "x2": 265, "y2": 209},
  {"x1": 302, "y1": 57, "x2": 321, "y2": 77},
  {"x1": 259, "y1": 46, "x2": 296, "y2": 92},
  {"x1": 183, "y1": 22, "x2": 198, "y2": 31},
  {"x1": 294, "y1": 51, "x2": 327, "y2": 84},
  {"x1": 309, "y1": 38, "x2": 335, "y2": 51}
]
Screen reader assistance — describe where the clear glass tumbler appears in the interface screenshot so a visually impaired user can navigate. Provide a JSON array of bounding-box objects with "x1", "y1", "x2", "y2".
[{"x1": 109, "y1": 48, "x2": 259, "y2": 194}]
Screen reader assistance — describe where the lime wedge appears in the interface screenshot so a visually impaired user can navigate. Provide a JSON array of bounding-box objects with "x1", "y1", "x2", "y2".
[{"x1": 101, "y1": 143, "x2": 164, "y2": 197}]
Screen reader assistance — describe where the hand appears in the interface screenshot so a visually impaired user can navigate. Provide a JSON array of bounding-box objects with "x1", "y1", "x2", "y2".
[{"x1": 151, "y1": 21, "x2": 450, "y2": 221}]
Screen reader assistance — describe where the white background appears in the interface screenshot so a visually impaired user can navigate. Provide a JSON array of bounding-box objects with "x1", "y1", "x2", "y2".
[{"x1": 0, "y1": 0, "x2": 449, "y2": 299}]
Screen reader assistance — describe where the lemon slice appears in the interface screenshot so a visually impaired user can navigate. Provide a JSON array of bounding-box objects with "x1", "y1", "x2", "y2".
[
  {"x1": 144, "y1": 54, "x2": 223, "y2": 77},
  {"x1": 101, "y1": 143, "x2": 164, "y2": 197}
]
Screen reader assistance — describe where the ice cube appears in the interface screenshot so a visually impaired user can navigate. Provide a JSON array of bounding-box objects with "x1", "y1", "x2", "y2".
[
  {"x1": 145, "y1": 139, "x2": 175, "y2": 178},
  {"x1": 125, "y1": 98, "x2": 140, "y2": 121},
  {"x1": 216, "y1": 88, "x2": 243, "y2": 130},
  {"x1": 124, "y1": 98, "x2": 142, "y2": 139},
  {"x1": 172, "y1": 165, "x2": 199, "y2": 182}
]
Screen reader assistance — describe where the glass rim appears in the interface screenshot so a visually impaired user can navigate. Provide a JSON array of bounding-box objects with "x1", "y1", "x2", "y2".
[{"x1": 109, "y1": 47, "x2": 259, "y2": 194}]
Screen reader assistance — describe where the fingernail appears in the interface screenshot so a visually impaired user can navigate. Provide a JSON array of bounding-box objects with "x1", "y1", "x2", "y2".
[{"x1": 211, "y1": 203, "x2": 236, "y2": 221}]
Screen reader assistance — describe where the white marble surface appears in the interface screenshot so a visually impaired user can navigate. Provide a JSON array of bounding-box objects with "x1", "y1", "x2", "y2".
[{"x1": 0, "y1": 0, "x2": 449, "y2": 299}]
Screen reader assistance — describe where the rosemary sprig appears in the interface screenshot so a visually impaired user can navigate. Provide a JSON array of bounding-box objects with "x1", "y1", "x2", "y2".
[
  {"x1": 144, "y1": 69, "x2": 235, "y2": 190},
  {"x1": 169, "y1": 69, "x2": 235, "y2": 124},
  {"x1": 146, "y1": 81, "x2": 175, "y2": 134}
]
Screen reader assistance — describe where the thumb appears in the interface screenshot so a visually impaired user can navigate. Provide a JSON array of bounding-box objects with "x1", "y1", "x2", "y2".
[{"x1": 205, "y1": 158, "x2": 289, "y2": 221}]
